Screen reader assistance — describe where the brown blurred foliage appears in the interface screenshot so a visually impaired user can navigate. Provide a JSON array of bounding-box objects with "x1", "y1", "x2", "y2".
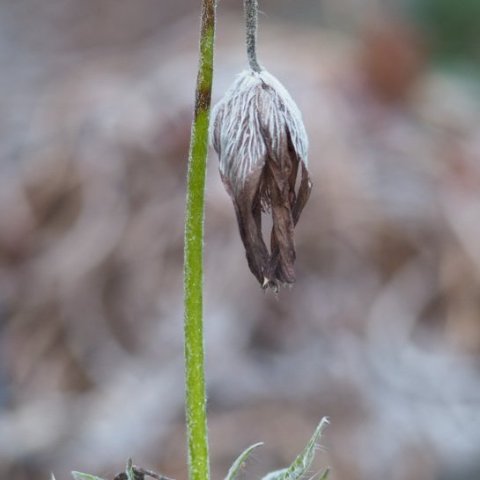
[{"x1": 0, "y1": 2, "x2": 480, "y2": 480}]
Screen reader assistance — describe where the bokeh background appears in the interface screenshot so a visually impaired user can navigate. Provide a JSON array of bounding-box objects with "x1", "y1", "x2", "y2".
[{"x1": 1, "y1": 1, "x2": 480, "y2": 479}]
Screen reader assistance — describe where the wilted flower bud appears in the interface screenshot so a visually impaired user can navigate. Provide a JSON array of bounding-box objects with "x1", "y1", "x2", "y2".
[{"x1": 211, "y1": 69, "x2": 311, "y2": 290}]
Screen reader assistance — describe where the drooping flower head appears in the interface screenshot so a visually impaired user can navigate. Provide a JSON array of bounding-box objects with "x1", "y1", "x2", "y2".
[
  {"x1": 210, "y1": 0, "x2": 311, "y2": 290},
  {"x1": 211, "y1": 69, "x2": 311, "y2": 290}
]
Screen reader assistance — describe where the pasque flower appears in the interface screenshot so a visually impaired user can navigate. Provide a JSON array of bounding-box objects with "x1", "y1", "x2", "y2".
[
  {"x1": 210, "y1": 0, "x2": 311, "y2": 290},
  {"x1": 211, "y1": 0, "x2": 311, "y2": 291}
]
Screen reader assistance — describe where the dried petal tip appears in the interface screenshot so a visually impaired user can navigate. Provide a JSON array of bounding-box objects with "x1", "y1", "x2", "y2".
[{"x1": 211, "y1": 69, "x2": 312, "y2": 290}]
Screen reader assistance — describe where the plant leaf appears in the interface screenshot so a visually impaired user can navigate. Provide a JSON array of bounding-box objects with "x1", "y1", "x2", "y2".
[
  {"x1": 262, "y1": 468, "x2": 288, "y2": 480},
  {"x1": 126, "y1": 458, "x2": 135, "y2": 480},
  {"x1": 71, "y1": 472, "x2": 107, "y2": 480},
  {"x1": 318, "y1": 468, "x2": 330, "y2": 480},
  {"x1": 225, "y1": 442, "x2": 264, "y2": 480},
  {"x1": 261, "y1": 417, "x2": 329, "y2": 480}
]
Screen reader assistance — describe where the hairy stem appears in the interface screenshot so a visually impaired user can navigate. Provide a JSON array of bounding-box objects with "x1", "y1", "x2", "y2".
[
  {"x1": 244, "y1": 0, "x2": 262, "y2": 72},
  {"x1": 183, "y1": 2, "x2": 216, "y2": 480}
]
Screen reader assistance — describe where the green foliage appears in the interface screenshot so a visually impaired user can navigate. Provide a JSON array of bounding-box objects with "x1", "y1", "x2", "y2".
[
  {"x1": 126, "y1": 458, "x2": 136, "y2": 480},
  {"x1": 261, "y1": 418, "x2": 329, "y2": 480},
  {"x1": 223, "y1": 418, "x2": 329, "y2": 480},
  {"x1": 71, "y1": 472, "x2": 106, "y2": 480},
  {"x1": 410, "y1": 0, "x2": 480, "y2": 64},
  {"x1": 225, "y1": 442, "x2": 264, "y2": 480},
  {"x1": 318, "y1": 469, "x2": 330, "y2": 480}
]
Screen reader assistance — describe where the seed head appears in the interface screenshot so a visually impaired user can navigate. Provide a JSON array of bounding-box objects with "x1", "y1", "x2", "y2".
[{"x1": 211, "y1": 69, "x2": 312, "y2": 290}]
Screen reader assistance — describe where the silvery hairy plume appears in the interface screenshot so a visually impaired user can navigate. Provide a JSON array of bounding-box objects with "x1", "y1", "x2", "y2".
[{"x1": 211, "y1": 0, "x2": 311, "y2": 290}]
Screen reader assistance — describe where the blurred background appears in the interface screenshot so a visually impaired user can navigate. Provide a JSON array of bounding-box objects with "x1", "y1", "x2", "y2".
[{"x1": 1, "y1": 1, "x2": 480, "y2": 479}]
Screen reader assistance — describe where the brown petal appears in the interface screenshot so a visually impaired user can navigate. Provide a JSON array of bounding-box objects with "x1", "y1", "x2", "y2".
[
  {"x1": 222, "y1": 167, "x2": 271, "y2": 285},
  {"x1": 268, "y1": 168, "x2": 296, "y2": 285},
  {"x1": 264, "y1": 130, "x2": 312, "y2": 286}
]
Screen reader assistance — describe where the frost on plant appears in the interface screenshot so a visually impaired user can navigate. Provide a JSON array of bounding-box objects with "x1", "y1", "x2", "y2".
[
  {"x1": 261, "y1": 418, "x2": 329, "y2": 480},
  {"x1": 211, "y1": 69, "x2": 311, "y2": 291},
  {"x1": 70, "y1": 458, "x2": 173, "y2": 480},
  {"x1": 224, "y1": 418, "x2": 329, "y2": 480},
  {"x1": 225, "y1": 442, "x2": 264, "y2": 480},
  {"x1": 71, "y1": 473, "x2": 106, "y2": 480},
  {"x1": 66, "y1": 419, "x2": 328, "y2": 480}
]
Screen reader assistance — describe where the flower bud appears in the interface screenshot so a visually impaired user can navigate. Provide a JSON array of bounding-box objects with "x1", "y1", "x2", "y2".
[{"x1": 211, "y1": 69, "x2": 311, "y2": 290}]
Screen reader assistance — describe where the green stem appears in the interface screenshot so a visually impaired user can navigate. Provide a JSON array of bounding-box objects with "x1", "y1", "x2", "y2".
[{"x1": 183, "y1": 2, "x2": 216, "y2": 480}]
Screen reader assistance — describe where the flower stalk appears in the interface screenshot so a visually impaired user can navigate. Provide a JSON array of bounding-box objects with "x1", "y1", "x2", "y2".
[
  {"x1": 183, "y1": 2, "x2": 216, "y2": 480},
  {"x1": 244, "y1": 0, "x2": 262, "y2": 72},
  {"x1": 66, "y1": 3, "x2": 326, "y2": 480}
]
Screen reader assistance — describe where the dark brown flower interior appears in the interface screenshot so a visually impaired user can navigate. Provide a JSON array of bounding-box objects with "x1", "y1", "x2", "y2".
[{"x1": 227, "y1": 130, "x2": 311, "y2": 291}]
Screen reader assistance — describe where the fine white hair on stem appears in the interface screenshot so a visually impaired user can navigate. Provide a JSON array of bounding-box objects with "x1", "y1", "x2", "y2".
[{"x1": 244, "y1": 0, "x2": 262, "y2": 72}]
